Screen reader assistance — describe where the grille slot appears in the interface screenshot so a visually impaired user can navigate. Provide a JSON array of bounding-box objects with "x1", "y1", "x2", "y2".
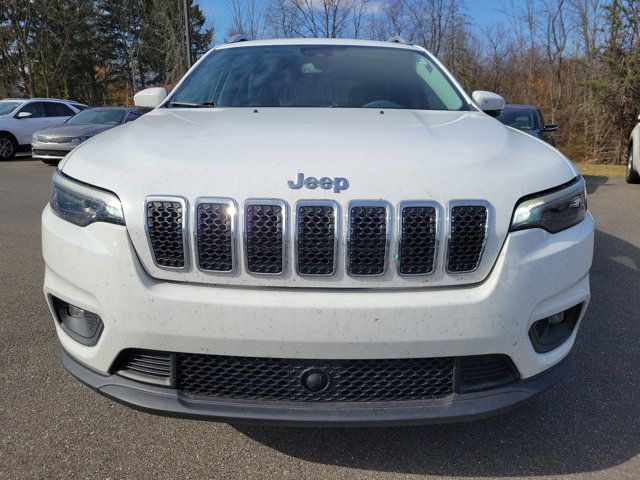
[
  {"x1": 145, "y1": 198, "x2": 187, "y2": 269},
  {"x1": 196, "y1": 199, "x2": 235, "y2": 272},
  {"x1": 245, "y1": 202, "x2": 285, "y2": 274},
  {"x1": 177, "y1": 354, "x2": 455, "y2": 402},
  {"x1": 296, "y1": 202, "x2": 338, "y2": 276},
  {"x1": 399, "y1": 203, "x2": 438, "y2": 275},
  {"x1": 116, "y1": 350, "x2": 173, "y2": 386},
  {"x1": 457, "y1": 355, "x2": 519, "y2": 393},
  {"x1": 447, "y1": 204, "x2": 488, "y2": 273},
  {"x1": 347, "y1": 203, "x2": 389, "y2": 276}
]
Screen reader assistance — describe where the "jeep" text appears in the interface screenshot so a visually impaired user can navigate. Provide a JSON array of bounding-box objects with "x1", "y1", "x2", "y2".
[{"x1": 287, "y1": 173, "x2": 350, "y2": 193}]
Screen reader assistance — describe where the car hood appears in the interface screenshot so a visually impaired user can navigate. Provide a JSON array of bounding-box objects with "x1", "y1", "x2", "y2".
[
  {"x1": 38, "y1": 123, "x2": 115, "y2": 137},
  {"x1": 60, "y1": 108, "x2": 579, "y2": 289}
]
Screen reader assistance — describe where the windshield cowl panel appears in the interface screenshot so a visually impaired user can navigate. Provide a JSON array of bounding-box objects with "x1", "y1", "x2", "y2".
[{"x1": 167, "y1": 45, "x2": 468, "y2": 112}]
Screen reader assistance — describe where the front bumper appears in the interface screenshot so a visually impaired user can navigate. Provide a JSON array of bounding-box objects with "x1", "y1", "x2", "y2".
[
  {"x1": 62, "y1": 349, "x2": 570, "y2": 426},
  {"x1": 43, "y1": 205, "x2": 593, "y2": 423},
  {"x1": 31, "y1": 140, "x2": 74, "y2": 160}
]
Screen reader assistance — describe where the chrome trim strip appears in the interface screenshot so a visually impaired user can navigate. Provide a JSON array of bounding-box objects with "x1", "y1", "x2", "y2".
[
  {"x1": 144, "y1": 195, "x2": 189, "y2": 272},
  {"x1": 346, "y1": 200, "x2": 392, "y2": 278},
  {"x1": 396, "y1": 200, "x2": 441, "y2": 277},
  {"x1": 243, "y1": 199, "x2": 288, "y2": 277},
  {"x1": 444, "y1": 200, "x2": 491, "y2": 275},
  {"x1": 193, "y1": 197, "x2": 238, "y2": 275},
  {"x1": 294, "y1": 200, "x2": 340, "y2": 277}
]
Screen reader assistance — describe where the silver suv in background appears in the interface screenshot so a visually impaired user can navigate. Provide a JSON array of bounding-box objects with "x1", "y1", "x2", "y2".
[
  {"x1": 627, "y1": 114, "x2": 640, "y2": 184},
  {"x1": 32, "y1": 107, "x2": 148, "y2": 165},
  {"x1": 0, "y1": 98, "x2": 87, "y2": 160}
]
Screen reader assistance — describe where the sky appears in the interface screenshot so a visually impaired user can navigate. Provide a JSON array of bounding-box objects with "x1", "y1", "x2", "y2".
[{"x1": 196, "y1": 0, "x2": 528, "y2": 43}]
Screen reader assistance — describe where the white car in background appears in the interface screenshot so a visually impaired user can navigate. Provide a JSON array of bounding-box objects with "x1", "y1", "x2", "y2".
[
  {"x1": 628, "y1": 114, "x2": 640, "y2": 184},
  {"x1": 0, "y1": 98, "x2": 87, "y2": 160}
]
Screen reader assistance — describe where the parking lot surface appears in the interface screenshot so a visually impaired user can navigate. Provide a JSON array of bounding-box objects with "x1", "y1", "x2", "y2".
[{"x1": 1, "y1": 159, "x2": 639, "y2": 479}]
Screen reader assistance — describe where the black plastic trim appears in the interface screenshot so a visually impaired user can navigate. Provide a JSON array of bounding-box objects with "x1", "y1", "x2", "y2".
[{"x1": 61, "y1": 350, "x2": 570, "y2": 426}]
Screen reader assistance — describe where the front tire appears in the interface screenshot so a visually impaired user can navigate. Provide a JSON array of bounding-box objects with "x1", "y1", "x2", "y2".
[
  {"x1": 627, "y1": 147, "x2": 640, "y2": 184},
  {"x1": 0, "y1": 133, "x2": 17, "y2": 160}
]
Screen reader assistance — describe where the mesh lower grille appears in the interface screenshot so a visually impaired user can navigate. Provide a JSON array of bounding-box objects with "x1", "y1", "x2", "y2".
[
  {"x1": 146, "y1": 201, "x2": 185, "y2": 268},
  {"x1": 197, "y1": 202, "x2": 233, "y2": 272},
  {"x1": 447, "y1": 205, "x2": 488, "y2": 273},
  {"x1": 177, "y1": 354, "x2": 455, "y2": 401},
  {"x1": 245, "y1": 204, "x2": 284, "y2": 274},
  {"x1": 399, "y1": 205, "x2": 437, "y2": 275},
  {"x1": 115, "y1": 350, "x2": 519, "y2": 401},
  {"x1": 348, "y1": 205, "x2": 388, "y2": 276},
  {"x1": 296, "y1": 205, "x2": 336, "y2": 275}
]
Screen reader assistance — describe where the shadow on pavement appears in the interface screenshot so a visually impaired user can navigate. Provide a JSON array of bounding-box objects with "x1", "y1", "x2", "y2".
[
  {"x1": 236, "y1": 228, "x2": 640, "y2": 477},
  {"x1": 584, "y1": 175, "x2": 609, "y2": 195}
]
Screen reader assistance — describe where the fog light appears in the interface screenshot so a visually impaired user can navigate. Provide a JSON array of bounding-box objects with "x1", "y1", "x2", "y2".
[
  {"x1": 529, "y1": 304, "x2": 583, "y2": 353},
  {"x1": 51, "y1": 296, "x2": 104, "y2": 347}
]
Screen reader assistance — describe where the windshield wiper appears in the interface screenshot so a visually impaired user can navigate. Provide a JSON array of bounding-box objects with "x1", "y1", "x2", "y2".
[{"x1": 168, "y1": 101, "x2": 216, "y2": 108}]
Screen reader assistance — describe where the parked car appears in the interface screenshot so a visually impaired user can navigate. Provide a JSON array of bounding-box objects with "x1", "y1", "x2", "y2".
[
  {"x1": 627, "y1": 114, "x2": 640, "y2": 184},
  {"x1": 0, "y1": 98, "x2": 87, "y2": 160},
  {"x1": 496, "y1": 104, "x2": 558, "y2": 145},
  {"x1": 43, "y1": 38, "x2": 593, "y2": 426},
  {"x1": 32, "y1": 107, "x2": 148, "y2": 165}
]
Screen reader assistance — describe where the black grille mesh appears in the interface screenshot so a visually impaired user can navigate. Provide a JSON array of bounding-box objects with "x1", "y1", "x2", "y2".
[
  {"x1": 297, "y1": 205, "x2": 336, "y2": 275},
  {"x1": 197, "y1": 202, "x2": 233, "y2": 272},
  {"x1": 115, "y1": 350, "x2": 519, "y2": 401},
  {"x1": 447, "y1": 205, "x2": 488, "y2": 272},
  {"x1": 177, "y1": 354, "x2": 454, "y2": 401},
  {"x1": 146, "y1": 201, "x2": 185, "y2": 268},
  {"x1": 348, "y1": 206, "x2": 388, "y2": 276},
  {"x1": 399, "y1": 205, "x2": 437, "y2": 275},
  {"x1": 245, "y1": 204, "x2": 283, "y2": 274}
]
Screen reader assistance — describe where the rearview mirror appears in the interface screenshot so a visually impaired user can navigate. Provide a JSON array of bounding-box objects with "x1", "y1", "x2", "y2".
[
  {"x1": 16, "y1": 111, "x2": 32, "y2": 119},
  {"x1": 133, "y1": 87, "x2": 167, "y2": 109},
  {"x1": 543, "y1": 123, "x2": 559, "y2": 132},
  {"x1": 471, "y1": 91, "x2": 505, "y2": 117}
]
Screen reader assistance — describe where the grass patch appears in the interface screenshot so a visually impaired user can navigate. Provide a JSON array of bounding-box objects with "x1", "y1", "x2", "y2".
[{"x1": 574, "y1": 163, "x2": 626, "y2": 177}]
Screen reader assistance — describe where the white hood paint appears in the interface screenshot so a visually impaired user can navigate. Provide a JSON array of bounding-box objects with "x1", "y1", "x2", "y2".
[{"x1": 61, "y1": 107, "x2": 579, "y2": 288}]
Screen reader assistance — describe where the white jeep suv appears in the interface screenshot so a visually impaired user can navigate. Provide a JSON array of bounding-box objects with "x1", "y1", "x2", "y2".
[
  {"x1": 627, "y1": 114, "x2": 640, "y2": 184},
  {"x1": 0, "y1": 98, "x2": 86, "y2": 160},
  {"x1": 42, "y1": 39, "x2": 593, "y2": 425}
]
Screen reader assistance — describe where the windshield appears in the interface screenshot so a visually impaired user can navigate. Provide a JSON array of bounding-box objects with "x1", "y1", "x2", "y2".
[
  {"x1": 497, "y1": 108, "x2": 539, "y2": 131},
  {"x1": 67, "y1": 109, "x2": 125, "y2": 125},
  {"x1": 168, "y1": 45, "x2": 467, "y2": 110},
  {"x1": 0, "y1": 101, "x2": 22, "y2": 116}
]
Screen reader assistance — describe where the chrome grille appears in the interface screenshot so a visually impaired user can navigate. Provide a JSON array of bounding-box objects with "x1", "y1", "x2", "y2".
[
  {"x1": 143, "y1": 197, "x2": 491, "y2": 279},
  {"x1": 399, "y1": 203, "x2": 438, "y2": 275},
  {"x1": 447, "y1": 204, "x2": 488, "y2": 273},
  {"x1": 347, "y1": 203, "x2": 389, "y2": 276},
  {"x1": 35, "y1": 134, "x2": 75, "y2": 143},
  {"x1": 296, "y1": 202, "x2": 338, "y2": 276},
  {"x1": 145, "y1": 198, "x2": 187, "y2": 269},
  {"x1": 245, "y1": 202, "x2": 285, "y2": 274},
  {"x1": 196, "y1": 199, "x2": 235, "y2": 272}
]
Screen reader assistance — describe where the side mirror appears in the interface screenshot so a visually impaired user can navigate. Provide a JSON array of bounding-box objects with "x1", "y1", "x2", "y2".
[
  {"x1": 471, "y1": 90, "x2": 505, "y2": 117},
  {"x1": 133, "y1": 87, "x2": 167, "y2": 109},
  {"x1": 16, "y1": 111, "x2": 32, "y2": 119},
  {"x1": 543, "y1": 123, "x2": 559, "y2": 132}
]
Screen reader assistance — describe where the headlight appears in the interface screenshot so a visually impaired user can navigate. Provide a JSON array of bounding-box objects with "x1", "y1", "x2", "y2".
[
  {"x1": 50, "y1": 170, "x2": 125, "y2": 227},
  {"x1": 72, "y1": 136, "x2": 90, "y2": 144},
  {"x1": 510, "y1": 176, "x2": 586, "y2": 233}
]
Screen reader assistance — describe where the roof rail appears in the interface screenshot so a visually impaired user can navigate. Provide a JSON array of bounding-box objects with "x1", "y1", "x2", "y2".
[
  {"x1": 388, "y1": 35, "x2": 408, "y2": 44},
  {"x1": 227, "y1": 34, "x2": 251, "y2": 44}
]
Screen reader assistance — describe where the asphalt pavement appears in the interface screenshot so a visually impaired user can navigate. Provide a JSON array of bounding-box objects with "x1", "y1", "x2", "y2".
[{"x1": 1, "y1": 158, "x2": 639, "y2": 479}]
